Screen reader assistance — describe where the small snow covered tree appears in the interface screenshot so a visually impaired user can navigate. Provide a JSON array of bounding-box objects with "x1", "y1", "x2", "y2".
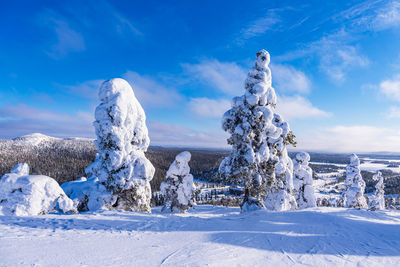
[
  {"x1": 160, "y1": 151, "x2": 196, "y2": 213},
  {"x1": 342, "y1": 154, "x2": 367, "y2": 209},
  {"x1": 293, "y1": 152, "x2": 316, "y2": 209},
  {"x1": 219, "y1": 49, "x2": 297, "y2": 212},
  {"x1": 368, "y1": 171, "x2": 385, "y2": 210},
  {"x1": 86, "y1": 78, "x2": 155, "y2": 212}
]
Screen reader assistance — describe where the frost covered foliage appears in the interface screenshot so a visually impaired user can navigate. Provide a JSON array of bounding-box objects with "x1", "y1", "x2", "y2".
[
  {"x1": 368, "y1": 171, "x2": 385, "y2": 210},
  {"x1": 293, "y1": 152, "x2": 316, "y2": 209},
  {"x1": 343, "y1": 154, "x2": 367, "y2": 209},
  {"x1": 85, "y1": 78, "x2": 155, "y2": 212},
  {"x1": 160, "y1": 151, "x2": 196, "y2": 213},
  {"x1": 0, "y1": 163, "x2": 76, "y2": 216},
  {"x1": 219, "y1": 49, "x2": 297, "y2": 212}
]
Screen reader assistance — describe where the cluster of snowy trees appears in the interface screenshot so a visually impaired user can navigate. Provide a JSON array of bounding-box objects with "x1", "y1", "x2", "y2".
[
  {"x1": 340, "y1": 153, "x2": 386, "y2": 210},
  {"x1": 0, "y1": 49, "x2": 388, "y2": 216}
]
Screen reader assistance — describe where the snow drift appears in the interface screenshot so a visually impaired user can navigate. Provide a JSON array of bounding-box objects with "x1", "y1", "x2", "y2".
[{"x1": 0, "y1": 163, "x2": 75, "y2": 216}]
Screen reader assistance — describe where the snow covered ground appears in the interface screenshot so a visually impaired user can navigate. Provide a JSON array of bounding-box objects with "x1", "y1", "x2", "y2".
[{"x1": 1, "y1": 205, "x2": 400, "y2": 266}]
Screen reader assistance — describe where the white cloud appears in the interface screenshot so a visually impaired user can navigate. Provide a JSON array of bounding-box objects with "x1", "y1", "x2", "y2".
[
  {"x1": 148, "y1": 121, "x2": 227, "y2": 148},
  {"x1": 0, "y1": 104, "x2": 93, "y2": 139},
  {"x1": 236, "y1": 10, "x2": 280, "y2": 44},
  {"x1": 278, "y1": 30, "x2": 369, "y2": 82},
  {"x1": 387, "y1": 106, "x2": 400, "y2": 119},
  {"x1": 189, "y1": 98, "x2": 231, "y2": 118},
  {"x1": 271, "y1": 64, "x2": 311, "y2": 94},
  {"x1": 277, "y1": 96, "x2": 331, "y2": 120},
  {"x1": 183, "y1": 60, "x2": 246, "y2": 96},
  {"x1": 64, "y1": 79, "x2": 103, "y2": 99},
  {"x1": 298, "y1": 125, "x2": 400, "y2": 153},
  {"x1": 39, "y1": 10, "x2": 85, "y2": 59},
  {"x1": 123, "y1": 71, "x2": 184, "y2": 109},
  {"x1": 379, "y1": 74, "x2": 400, "y2": 101}
]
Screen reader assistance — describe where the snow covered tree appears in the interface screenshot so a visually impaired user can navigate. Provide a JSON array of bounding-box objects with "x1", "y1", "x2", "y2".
[
  {"x1": 293, "y1": 152, "x2": 316, "y2": 209},
  {"x1": 86, "y1": 78, "x2": 155, "y2": 212},
  {"x1": 160, "y1": 151, "x2": 196, "y2": 213},
  {"x1": 368, "y1": 171, "x2": 385, "y2": 210},
  {"x1": 342, "y1": 154, "x2": 367, "y2": 209},
  {"x1": 219, "y1": 49, "x2": 297, "y2": 212}
]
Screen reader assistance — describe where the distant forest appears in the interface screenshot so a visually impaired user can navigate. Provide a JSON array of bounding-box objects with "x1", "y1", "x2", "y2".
[{"x1": 1, "y1": 139, "x2": 400, "y2": 194}]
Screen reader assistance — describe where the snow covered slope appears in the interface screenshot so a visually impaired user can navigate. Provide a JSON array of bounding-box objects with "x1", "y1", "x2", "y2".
[{"x1": 1, "y1": 205, "x2": 399, "y2": 266}]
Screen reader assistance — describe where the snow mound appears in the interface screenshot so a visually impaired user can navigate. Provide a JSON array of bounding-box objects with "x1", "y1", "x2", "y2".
[
  {"x1": 12, "y1": 133, "x2": 59, "y2": 146},
  {"x1": 86, "y1": 78, "x2": 155, "y2": 212},
  {"x1": 161, "y1": 151, "x2": 196, "y2": 213},
  {"x1": 0, "y1": 164, "x2": 76, "y2": 216},
  {"x1": 61, "y1": 177, "x2": 110, "y2": 212}
]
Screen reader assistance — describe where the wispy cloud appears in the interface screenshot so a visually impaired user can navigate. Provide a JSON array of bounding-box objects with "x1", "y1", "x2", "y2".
[
  {"x1": 338, "y1": 0, "x2": 400, "y2": 32},
  {"x1": 39, "y1": 10, "x2": 85, "y2": 59},
  {"x1": 271, "y1": 64, "x2": 311, "y2": 94},
  {"x1": 148, "y1": 121, "x2": 227, "y2": 148},
  {"x1": 0, "y1": 104, "x2": 93, "y2": 139},
  {"x1": 299, "y1": 125, "x2": 400, "y2": 152},
  {"x1": 278, "y1": 30, "x2": 369, "y2": 82},
  {"x1": 235, "y1": 9, "x2": 280, "y2": 44},
  {"x1": 277, "y1": 95, "x2": 331, "y2": 120},
  {"x1": 123, "y1": 71, "x2": 183, "y2": 109},
  {"x1": 387, "y1": 106, "x2": 400, "y2": 118},
  {"x1": 183, "y1": 60, "x2": 247, "y2": 96},
  {"x1": 378, "y1": 74, "x2": 400, "y2": 101},
  {"x1": 188, "y1": 98, "x2": 231, "y2": 118}
]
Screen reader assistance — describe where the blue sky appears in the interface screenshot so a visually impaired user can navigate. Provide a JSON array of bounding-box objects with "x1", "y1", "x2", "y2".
[{"x1": 1, "y1": 0, "x2": 400, "y2": 152}]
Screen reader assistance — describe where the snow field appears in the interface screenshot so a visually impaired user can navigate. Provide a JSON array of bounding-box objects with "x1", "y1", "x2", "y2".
[{"x1": 1, "y1": 205, "x2": 400, "y2": 266}]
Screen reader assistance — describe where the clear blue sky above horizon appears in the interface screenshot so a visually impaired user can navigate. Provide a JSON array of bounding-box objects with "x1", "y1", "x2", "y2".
[{"x1": 1, "y1": 0, "x2": 400, "y2": 152}]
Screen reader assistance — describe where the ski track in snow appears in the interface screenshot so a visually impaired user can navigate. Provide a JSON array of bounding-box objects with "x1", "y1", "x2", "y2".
[{"x1": 1, "y1": 205, "x2": 400, "y2": 266}]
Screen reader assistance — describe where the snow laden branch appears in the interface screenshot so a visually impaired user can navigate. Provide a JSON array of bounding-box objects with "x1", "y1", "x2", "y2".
[
  {"x1": 161, "y1": 151, "x2": 196, "y2": 213},
  {"x1": 219, "y1": 49, "x2": 297, "y2": 212},
  {"x1": 342, "y1": 154, "x2": 367, "y2": 209}
]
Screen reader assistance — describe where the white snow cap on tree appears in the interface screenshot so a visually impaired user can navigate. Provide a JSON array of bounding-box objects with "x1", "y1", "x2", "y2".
[
  {"x1": 368, "y1": 171, "x2": 385, "y2": 210},
  {"x1": 343, "y1": 154, "x2": 367, "y2": 209},
  {"x1": 0, "y1": 163, "x2": 75, "y2": 216},
  {"x1": 86, "y1": 78, "x2": 155, "y2": 212},
  {"x1": 160, "y1": 151, "x2": 196, "y2": 213},
  {"x1": 218, "y1": 49, "x2": 297, "y2": 212},
  {"x1": 293, "y1": 152, "x2": 316, "y2": 209}
]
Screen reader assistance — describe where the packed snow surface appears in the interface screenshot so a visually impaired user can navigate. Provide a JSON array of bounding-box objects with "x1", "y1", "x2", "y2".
[{"x1": 1, "y1": 206, "x2": 399, "y2": 266}]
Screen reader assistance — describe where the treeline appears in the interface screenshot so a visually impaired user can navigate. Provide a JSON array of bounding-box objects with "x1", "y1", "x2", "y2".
[{"x1": 0, "y1": 140, "x2": 228, "y2": 191}]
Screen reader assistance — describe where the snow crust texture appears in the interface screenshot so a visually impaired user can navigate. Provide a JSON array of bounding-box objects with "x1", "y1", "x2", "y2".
[
  {"x1": 219, "y1": 49, "x2": 297, "y2": 212},
  {"x1": 160, "y1": 151, "x2": 196, "y2": 213},
  {"x1": 85, "y1": 78, "x2": 155, "y2": 212},
  {"x1": 0, "y1": 163, "x2": 75, "y2": 216},
  {"x1": 293, "y1": 152, "x2": 316, "y2": 209},
  {"x1": 368, "y1": 171, "x2": 385, "y2": 210},
  {"x1": 343, "y1": 154, "x2": 367, "y2": 209}
]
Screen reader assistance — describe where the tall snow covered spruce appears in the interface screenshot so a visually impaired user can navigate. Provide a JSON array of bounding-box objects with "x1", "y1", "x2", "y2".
[
  {"x1": 86, "y1": 78, "x2": 155, "y2": 212},
  {"x1": 343, "y1": 154, "x2": 367, "y2": 209},
  {"x1": 219, "y1": 50, "x2": 297, "y2": 212},
  {"x1": 160, "y1": 151, "x2": 196, "y2": 213},
  {"x1": 368, "y1": 171, "x2": 385, "y2": 210},
  {"x1": 293, "y1": 152, "x2": 316, "y2": 209}
]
